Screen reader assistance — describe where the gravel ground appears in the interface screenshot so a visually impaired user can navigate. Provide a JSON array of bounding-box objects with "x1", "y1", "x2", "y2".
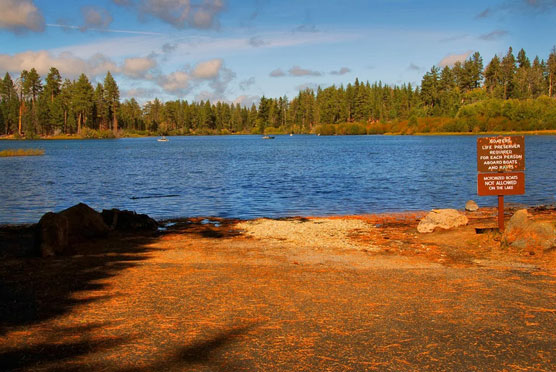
[{"x1": 236, "y1": 217, "x2": 378, "y2": 251}]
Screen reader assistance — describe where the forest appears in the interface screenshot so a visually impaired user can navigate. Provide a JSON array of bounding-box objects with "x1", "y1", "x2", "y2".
[{"x1": 1, "y1": 46, "x2": 555, "y2": 138}]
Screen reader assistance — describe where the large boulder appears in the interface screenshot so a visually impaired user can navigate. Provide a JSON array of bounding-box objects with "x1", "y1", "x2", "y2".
[
  {"x1": 36, "y1": 212, "x2": 69, "y2": 257},
  {"x1": 58, "y1": 203, "x2": 109, "y2": 244},
  {"x1": 36, "y1": 203, "x2": 110, "y2": 257},
  {"x1": 417, "y1": 209, "x2": 469, "y2": 233},
  {"x1": 502, "y1": 209, "x2": 556, "y2": 255},
  {"x1": 465, "y1": 200, "x2": 479, "y2": 212},
  {"x1": 101, "y1": 209, "x2": 158, "y2": 231}
]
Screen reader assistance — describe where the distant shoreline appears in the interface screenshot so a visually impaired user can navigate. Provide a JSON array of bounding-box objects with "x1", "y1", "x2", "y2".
[{"x1": 1, "y1": 130, "x2": 556, "y2": 141}]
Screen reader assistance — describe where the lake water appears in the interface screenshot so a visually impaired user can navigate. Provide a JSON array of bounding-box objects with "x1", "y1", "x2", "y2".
[{"x1": 1, "y1": 135, "x2": 555, "y2": 224}]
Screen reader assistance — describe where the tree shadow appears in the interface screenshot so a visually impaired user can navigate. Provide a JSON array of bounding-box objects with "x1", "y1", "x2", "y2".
[
  {"x1": 0, "y1": 323, "x2": 129, "y2": 371},
  {"x1": 122, "y1": 323, "x2": 260, "y2": 372},
  {"x1": 0, "y1": 226, "x2": 160, "y2": 369}
]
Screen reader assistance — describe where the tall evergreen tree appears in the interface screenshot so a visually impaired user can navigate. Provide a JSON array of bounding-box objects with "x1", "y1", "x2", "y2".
[
  {"x1": 45, "y1": 67, "x2": 62, "y2": 103},
  {"x1": 93, "y1": 83, "x2": 107, "y2": 130},
  {"x1": 547, "y1": 47, "x2": 556, "y2": 97},
  {"x1": 500, "y1": 47, "x2": 516, "y2": 99},
  {"x1": 530, "y1": 57, "x2": 547, "y2": 98},
  {"x1": 484, "y1": 55, "x2": 502, "y2": 97},
  {"x1": 103, "y1": 71, "x2": 120, "y2": 133},
  {"x1": 72, "y1": 74, "x2": 94, "y2": 134},
  {"x1": 420, "y1": 66, "x2": 440, "y2": 113},
  {"x1": 0, "y1": 73, "x2": 19, "y2": 135},
  {"x1": 59, "y1": 79, "x2": 73, "y2": 133}
]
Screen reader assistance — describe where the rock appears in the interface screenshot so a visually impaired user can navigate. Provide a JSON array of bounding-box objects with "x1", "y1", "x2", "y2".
[
  {"x1": 58, "y1": 203, "x2": 109, "y2": 244},
  {"x1": 502, "y1": 209, "x2": 556, "y2": 254},
  {"x1": 35, "y1": 203, "x2": 112, "y2": 257},
  {"x1": 36, "y1": 212, "x2": 69, "y2": 257},
  {"x1": 465, "y1": 200, "x2": 479, "y2": 212},
  {"x1": 417, "y1": 209, "x2": 469, "y2": 233},
  {"x1": 101, "y1": 209, "x2": 158, "y2": 231}
]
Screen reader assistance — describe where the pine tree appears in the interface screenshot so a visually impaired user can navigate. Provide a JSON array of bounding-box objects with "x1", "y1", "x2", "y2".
[
  {"x1": 93, "y1": 83, "x2": 107, "y2": 130},
  {"x1": 72, "y1": 74, "x2": 94, "y2": 135},
  {"x1": 45, "y1": 67, "x2": 62, "y2": 103},
  {"x1": 547, "y1": 47, "x2": 556, "y2": 97},
  {"x1": 484, "y1": 55, "x2": 502, "y2": 98},
  {"x1": 500, "y1": 47, "x2": 516, "y2": 99},
  {"x1": 59, "y1": 79, "x2": 73, "y2": 133},
  {"x1": 19, "y1": 68, "x2": 43, "y2": 135},
  {"x1": 0, "y1": 73, "x2": 19, "y2": 135},
  {"x1": 530, "y1": 57, "x2": 547, "y2": 98},
  {"x1": 467, "y1": 52, "x2": 484, "y2": 89},
  {"x1": 420, "y1": 66, "x2": 440, "y2": 114},
  {"x1": 515, "y1": 49, "x2": 532, "y2": 98},
  {"x1": 103, "y1": 71, "x2": 120, "y2": 134}
]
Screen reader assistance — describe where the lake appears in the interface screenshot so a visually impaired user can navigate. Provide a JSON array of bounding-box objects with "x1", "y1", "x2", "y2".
[{"x1": 1, "y1": 135, "x2": 555, "y2": 224}]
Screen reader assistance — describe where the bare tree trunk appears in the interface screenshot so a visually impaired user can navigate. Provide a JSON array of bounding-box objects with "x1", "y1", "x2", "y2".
[
  {"x1": 113, "y1": 102, "x2": 118, "y2": 134},
  {"x1": 77, "y1": 112, "x2": 82, "y2": 135},
  {"x1": 18, "y1": 102, "x2": 23, "y2": 135}
]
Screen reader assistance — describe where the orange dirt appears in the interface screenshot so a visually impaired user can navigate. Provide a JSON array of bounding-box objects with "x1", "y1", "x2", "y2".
[{"x1": 0, "y1": 208, "x2": 555, "y2": 371}]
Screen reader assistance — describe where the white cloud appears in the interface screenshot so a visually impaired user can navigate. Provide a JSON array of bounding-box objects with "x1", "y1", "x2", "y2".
[
  {"x1": 123, "y1": 57, "x2": 157, "y2": 77},
  {"x1": 192, "y1": 58, "x2": 222, "y2": 79},
  {"x1": 438, "y1": 51, "x2": 473, "y2": 67},
  {"x1": 159, "y1": 70, "x2": 190, "y2": 93},
  {"x1": 0, "y1": 0, "x2": 44, "y2": 33},
  {"x1": 154, "y1": 58, "x2": 232, "y2": 95},
  {"x1": 0, "y1": 50, "x2": 118, "y2": 78},
  {"x1": 0, "y1": 50, "x2": 159, "y2": 81}
]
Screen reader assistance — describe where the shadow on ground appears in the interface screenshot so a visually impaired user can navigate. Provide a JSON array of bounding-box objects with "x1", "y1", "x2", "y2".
[
  {"x1": 0, "y1": 226, "x2": 159, "y2": 371},
  {"x1": 118, "y1": 323, "x2": 260, "y2": 372}
]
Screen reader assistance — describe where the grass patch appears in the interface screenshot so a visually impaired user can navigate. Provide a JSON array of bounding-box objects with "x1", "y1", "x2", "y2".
[{"x1": 0, "y1": 148, "x2": 45, "y2": 157}]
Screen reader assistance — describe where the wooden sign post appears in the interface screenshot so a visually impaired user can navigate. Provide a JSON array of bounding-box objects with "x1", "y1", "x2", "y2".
[{"x1": 477, "y1": 136, "x2": 525, "y2": 231}]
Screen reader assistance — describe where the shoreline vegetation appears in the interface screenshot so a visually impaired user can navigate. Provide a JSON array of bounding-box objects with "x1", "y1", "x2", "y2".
[
  {"x1": 1, "y1": 47, "x2": 556, "y2": 140},
  {"x1": 0, "y1": 148, "x2": 44, "y2": 156},
  {"x1": 1, "y1": 129, "x2": 555, "y2": 141}
]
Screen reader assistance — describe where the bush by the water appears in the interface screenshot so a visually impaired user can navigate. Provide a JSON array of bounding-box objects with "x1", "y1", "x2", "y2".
[{"x1": 0, "y1": 148, "x2": 45, "y2": 157}]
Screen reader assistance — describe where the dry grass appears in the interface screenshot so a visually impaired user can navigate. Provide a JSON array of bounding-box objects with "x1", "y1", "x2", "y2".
[{"x1": 0, "y1": 148, "x2": 45, "y2": 157}]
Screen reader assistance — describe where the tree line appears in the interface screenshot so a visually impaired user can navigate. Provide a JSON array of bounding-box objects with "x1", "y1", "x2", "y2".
[{"x1": 1, "y1": 46, "x2": 555, "y2": 138}]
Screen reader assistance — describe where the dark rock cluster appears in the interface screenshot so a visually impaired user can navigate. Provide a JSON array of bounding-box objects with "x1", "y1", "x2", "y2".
[{"x1": 36, "y1": 203, "x2": 158, "y2": 257}]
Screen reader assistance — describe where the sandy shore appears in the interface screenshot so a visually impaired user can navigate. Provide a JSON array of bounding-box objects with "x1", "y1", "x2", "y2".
[{"x1": 0, "y1": 208, "x2": 555, "y2": 371}]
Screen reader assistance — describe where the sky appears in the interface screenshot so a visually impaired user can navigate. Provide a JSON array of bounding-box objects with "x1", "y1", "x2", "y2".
[{"x1": 0, "y1": 0, "x2": 555, "y2": 107}]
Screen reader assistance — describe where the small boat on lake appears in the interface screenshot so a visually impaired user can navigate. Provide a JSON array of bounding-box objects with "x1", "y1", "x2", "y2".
[
  {"x1": 262, "y1": 135, "x2": 275, "y2": 139},
  {"x1": 157, "y1": 136, "x2": 169, "y2": 142}
]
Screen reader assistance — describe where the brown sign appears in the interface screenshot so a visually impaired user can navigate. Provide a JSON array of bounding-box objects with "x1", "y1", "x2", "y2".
[
  {"x1": 477, "y1": 136, "x2": 525, "y2": 172},
  {"x1": 477, "y1": 172, "x2": 525, "y2": 196}
]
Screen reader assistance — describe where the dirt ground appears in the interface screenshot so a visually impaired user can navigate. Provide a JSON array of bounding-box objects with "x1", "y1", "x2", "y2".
[{"x1": 0, "y1": 207, "x2": 555, "y2": 371}]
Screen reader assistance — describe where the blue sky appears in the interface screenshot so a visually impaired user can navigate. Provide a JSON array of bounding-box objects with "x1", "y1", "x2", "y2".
[{"x1": 0, "y1": 0, "x2": 555, "y2": 106}]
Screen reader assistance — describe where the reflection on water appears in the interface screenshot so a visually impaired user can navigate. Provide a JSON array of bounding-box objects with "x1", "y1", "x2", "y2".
[{"x1": 0, "y1": 135, "x2": 555, "y2": 224}]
